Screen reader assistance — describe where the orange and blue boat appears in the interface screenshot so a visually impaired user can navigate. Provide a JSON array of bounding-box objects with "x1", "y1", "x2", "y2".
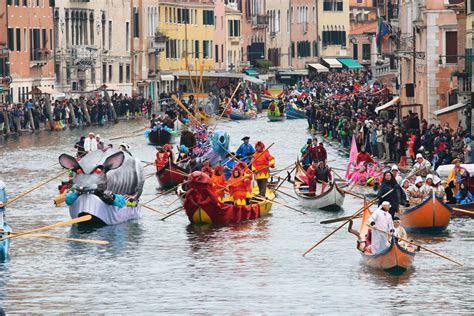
[
  {"x1": 182, "y1": 171, "x2": 273, "y2": 225},
  {"x1": 400, "y1": 193, "x2": 452, "y2": 234},
  {"x1": 349, "y1": 202, "x2": 417, "y2": 273}
]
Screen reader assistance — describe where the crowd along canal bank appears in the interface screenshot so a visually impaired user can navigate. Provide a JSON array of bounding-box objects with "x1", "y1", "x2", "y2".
[{"x1": 0, "y1": 117, "x2": 472, "y2": 313}]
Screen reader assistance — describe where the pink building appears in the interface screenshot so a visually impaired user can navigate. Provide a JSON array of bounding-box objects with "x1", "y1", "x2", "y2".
[
  {"x1": 214, "y1": 0, "x2": 226, "y2": 70},
  {"x1": 289, "y1": 0, "x2": 318, "y2": 70},
  {"x1": 239, "y1": 0, "x2": 266, "y2": 66}
]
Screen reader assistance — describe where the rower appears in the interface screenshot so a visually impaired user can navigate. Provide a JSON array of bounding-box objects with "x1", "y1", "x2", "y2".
[
  {"x1": 407, "y1": 153, "x2": 432, "y2": 178},
  {"x1": 447, "y1": 158, "x2": 470, "y2": 189},
  {"x1": 456, "y1": 183, "x2": 473, "y2": 205},
  {"x1": 393, "y1": 216, "x2": 408, "y2": 248},
  {"x1": 211, "y1": 165, "x2": 226, "y2": 202},
  {"x1": 0, "y1": 181, "x2": 7, "y2": 229},
  {"x1": 306, "y1": 161, "x2": 318, "y2": 196},
  {"x1": 369, "y1": 201, "x2": 394, "y2": 254},
  {"x1": 226, "y1": 166, "x2": 250, "y2": 205},
  {"x1": 252, "y1": 141, "x2": 275, "y2": 197},
  {"x1": 300, "y1": 138, "x2": 313, "y2": 169},
  {"x1": 155, "y1": 146, "x2": 171, "y2": 171},
  {"x1": 84, "y1": 132, "x2": 98, "y2": 153},
  {"x1": 355, "y1": 146, "x2": 374, "y2": 167},
  {"x1": 222, "y1": 152, "x2": 237, "y2": 181},
  {"x1": 391, "y1": 165, "x2": 403, "y2": 185},
  {"x1": 317, "y1": 142, "x2": 327, "y2": 162},
  {"x1": 406, "y1": 176, "x2": 427, "y2": 204},
  {"x1": 236, "y1": 136, "x2": 255, "y2": 165},
  {"x1": 315, "y1": 160, "x2": 332, "y2": 194}
]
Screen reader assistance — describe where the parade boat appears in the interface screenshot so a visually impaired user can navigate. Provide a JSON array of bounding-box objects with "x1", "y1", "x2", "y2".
[
  {"x1": 349, "y1": 203, "x2": 416, "y2": 273},
  {"x1": 399, "y1": 192, "x2": 452, "y2": 234},
  {"x1": 0, "y1": 223, "x2": 12, "y2": 262},
  {"x1": 267, "y1": 113, "x2": 286, "y2": 122},
  {"x1": 451, "y1": 203, "x2": 474, "y2": 218},
  {"x1": 293, "y1": 161, "x2": 345, "y2": 211},
  {"x1": 58, "y1": 149, "x2": 144, "y2": 226},
  {"x1": 182, "y1": 171, "x2": 274, "y2": 225},
  {"x1": 156, "y1": 162, "x2": 188, "y2": 190},
  {"x1": 228, "y1": 110, "x2": 257, "y2": 121},
  {"x1": 285, "y1": 107, "x2": 306, "y2": 119}
]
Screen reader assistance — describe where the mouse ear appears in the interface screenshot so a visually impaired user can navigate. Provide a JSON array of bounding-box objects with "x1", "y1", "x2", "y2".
[
  {"x1": 102, "y1": 152, "x2": 125, "y2": 172},
  {"x1": 59, "y1": 154, "x2": 80, "y2": 170}
]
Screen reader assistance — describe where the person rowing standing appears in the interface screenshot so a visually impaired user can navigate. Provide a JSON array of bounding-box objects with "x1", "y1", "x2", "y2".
[
  {"x1": 252, "y1": 141, "x2": 275, "y2": 197},
  {"x1": 315, "y1": 160, "x2": 332, "y2": 194},
  {"x1": 236, "y1": 136, "x2": 255, "y2": 165},
  {"x1": 369, "y1": 201, "x2": 394, "y2": 254}
]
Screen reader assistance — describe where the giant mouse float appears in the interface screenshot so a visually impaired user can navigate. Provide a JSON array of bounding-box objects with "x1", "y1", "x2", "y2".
[{"x1": 59, "y1": 149, "x2": 145, "y2": 226}]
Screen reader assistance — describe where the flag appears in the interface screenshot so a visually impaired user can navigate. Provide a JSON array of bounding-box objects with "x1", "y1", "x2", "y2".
[
  {"x1": 346, "y1": 135, "x2": 359, "y2": 180},
  {"x1": 449, "y1": 73, "x2": 453, "y2": 95},
  {"x1": 376, "y1": 17, "x2": 392, "y2": 50}
]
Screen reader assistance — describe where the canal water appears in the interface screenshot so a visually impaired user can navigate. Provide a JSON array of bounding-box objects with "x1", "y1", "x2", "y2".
[{"x1": 0, "y1": 118, "x2": 472, "y2": 313}]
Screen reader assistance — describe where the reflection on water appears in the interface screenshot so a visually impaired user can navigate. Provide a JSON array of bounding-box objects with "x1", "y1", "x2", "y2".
[{"x1": 0, "y1": 118, "x2": 473, "y2": 313}]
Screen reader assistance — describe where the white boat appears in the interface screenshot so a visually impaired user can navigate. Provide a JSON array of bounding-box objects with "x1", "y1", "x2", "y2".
[
  {"x1": 70, "y1": 194, "x2": 141, "y2": 226},
  {"x1": 293, "y1": 161, "x2": 345, "y2": 211}
]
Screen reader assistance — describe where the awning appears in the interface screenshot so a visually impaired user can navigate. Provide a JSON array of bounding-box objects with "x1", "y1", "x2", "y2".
[
  {"x1": 433, "y1": 102, "x2": 468, "y2": 116},
  {"x1": 160, "y1": 74, "x2": 175, "y2": 81},
  {"x1": 337, "y1": 58, "x2": 364, "y2": 69},
  {"x1": 174, "y1": 71, "x2": 244, "y2": 79},
  {"x1": 307, "y1": 63, "x2": 329, "y2": 73},
  {"x1": 375, "y1": 96, "x2": 400, "y2": 113},
  {"x1": 243, "y1": 69, "x2": 258, "y2": 77},
  {"x1": 322, "y1": 58, "x2": 343, "y2": 69},
  {"x1": 244, "y1": 75, "x2": 264, "y2": 85},
  {"x1": 278, "y1": 69, "x2": 309, "y2": 76}
]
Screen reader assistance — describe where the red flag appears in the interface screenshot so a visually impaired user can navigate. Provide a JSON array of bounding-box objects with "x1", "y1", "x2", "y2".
[{"x1": 346, "y1": 135, "x2": 358, "y2": 179}]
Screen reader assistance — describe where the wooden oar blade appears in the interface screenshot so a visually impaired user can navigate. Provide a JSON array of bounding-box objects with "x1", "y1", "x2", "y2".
[{"x1": 15, "y1": 233, "x2": 109, "y2": 245}]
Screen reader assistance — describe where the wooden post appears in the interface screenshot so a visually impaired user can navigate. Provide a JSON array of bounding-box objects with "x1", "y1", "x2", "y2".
[
  {"x1": 103, "y1": 89, "x2": 118, "y2": 123},
  {"x1": 2, "y1": 107, "x2": 10, "y2": 135},
  {"x1": 43, "y1": 95, "x2": 55, "y2": 130},
  {"x1": 80, "y1": 97, "x2": 91, "y2": 126},
  {"x1": 27, "y1": 108, "x2": 35, "y2": 131},
  {"x1": 67, "y1": 102, "x2": 77, "y2": 128}
]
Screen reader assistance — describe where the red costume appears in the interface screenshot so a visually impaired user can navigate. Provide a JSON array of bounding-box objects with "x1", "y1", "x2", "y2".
[
  {"x1": 226, "y1": 167, "x2": 250, "y2": 205},
  {"x1": 356, "y1": 152, "x2": 374, "y2": 167},
  {"x1": 306, "y1": 164, "x2": 317, "y2": 196},
  {"x1": 316, "y1": 144, "x2": 327, "y2": 162},
  {"x1": 155, "y1": 151, "x2": 170, "y2": 171},
  {"x1": 252, "y1": 142, "x2": 275, "y2": 180},
  {"x1": 211, "y1": 166, "x2": 226, "y2": 201}
]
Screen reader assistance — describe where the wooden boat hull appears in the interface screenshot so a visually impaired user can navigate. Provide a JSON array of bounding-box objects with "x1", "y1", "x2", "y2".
[
  {"x1": 285, "y1": 108, "x2": 306, "y2": 119},
  {"x1": 451, "y1": 203, "x2": 474, "y2": 218},
  {"x1": 294, "y1": 161, "x2": 345, "y2": 211},
  {"x1": 156, "y1": 163, "x2": 188, "y2": 190},
  {"x1": 268, "y1": 115, "x2": 286, "y2": 122},
  {"x1": 0, "y1": 223, "x2": 12, "y2": 262},
  {"x1": 400, "y1": 194, "x2": 452, "y2": 234},
  {"x1": 69, "y1": 194, "x2": 141, "y2": 226},
  {"x1": 229, "y1": 112, "x2": 255, "y2": 120},
  {"x1": 361, "y1": 237, "x2": 416, "y2": 272}
]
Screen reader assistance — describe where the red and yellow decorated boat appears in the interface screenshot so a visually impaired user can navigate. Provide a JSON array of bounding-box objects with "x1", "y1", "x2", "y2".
[
  {"x1": 156, "y1": 162, "x2": 188, "y2": 190},
  {"x1": 182, "y1": 171, "x2": 274, "y2": 225},
  {"x1": 400, "y1": 192, "x2": 452, "y2": 234},
  {"x1": 349, "y1": 201, "x2": 417, "y2": 273}
]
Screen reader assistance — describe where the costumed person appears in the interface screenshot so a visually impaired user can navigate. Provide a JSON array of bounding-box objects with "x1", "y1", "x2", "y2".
[
  {"x1": 306, "y1": 161, "x2": 318, "y2": 196},
  {"x1": 95, "y1": 134, "x2": 105, "y2": 151},
  {"x1": 58, "y1": 171, "x2": 75, "y2": 194},
  {"x1": 406, "y1": 176, "x2": 427, "y2": 205},
  {"x1": 356, "y1": 146, "x2": 375, "y2": 167},
  {"x1": 377, "y1": 171, "x2": 404, "y2": 218},
  {"x1": 400, "y1": 179, "x2": 412, "y2": 206},
  {"x1": 155, "y1": 146, "x2": 171, "y2": 171},
  {"x1": 315, "y1": 160, "x2": 332, "y2": 194},
  {"x1": 226, "y1": 165, "x2": 250, "y2": 206},
  {"x1": 317, "y1": 142, "x2": 327, "y2": 162},
  {"x1": 83, "y1": 132, "x2": 98, "y2": 153},
  {"x1": 445, "y1": 181, "x2": 457, "y2": 204},
  {"x1": 447, "y1": 158, "x2": 470, "y2": 189},
  {"x1": 236, "y1": 136, "x2": 255, "y2": 165},
  {"x1": 211, "y1": 165, "x2": 226, "y2": 202},
  {"x1": 391, "y1": 165, "x2": 403, "y2": 185},
  {"x1": 422, "y1": 174, "x2": 434, "y2": 193},
  {"x1": 252, "y1": 141, "x2": 275, "y2": 197},
  {"x1": 119, "y1": 143, "x2": 132, "y2": 156},
  {"x1": 0, "y1": 181, "x2": 7, "y2": 229},
  {"x1": 74, "y1": 136, "x2": 86, "y2": 158},
  {"x1": 300, "y1": 138, "x2": 313, "y2": 169},
  {"x1": 368, "y1": 201, "x2": 394, "y2": 254},
  {"x1": 177, "y1": 145, "x2": 190, "y2": 167},
  {"x1": 222, "y1": 152, "x2": 237, "y2": 181},
  {"x1": 201, "y1": 160, "x2": 214, "y2": 178},
  {"x1": 407, "y1": 153, "x2": 432, "y2": 178},
  {"x1": 392, "y1": 216, "x2": 408, "y2": 248},
  {"x1": 456, "y1": 183, "x2": 473, "y2": 205},
  {"x1": 432, "y1": 176, "x2": 446, "y2": 200}
]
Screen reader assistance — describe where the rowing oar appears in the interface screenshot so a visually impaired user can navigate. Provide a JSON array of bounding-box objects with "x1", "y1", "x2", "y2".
[
  {"x1": 109, "y1": 132, "x2": 142, "y2": 141},
  {"x1": 160, "y1": 207, "x2": 184, "y2": 221},
  {"x1": 0, "y1": 215, "x2": 93, "y2": 242},
  {"x1": 4, "y1": 232, "x2": 109, "y2": 245},
  {"x1": 368, "y1": 225, "x2": 463, "y2": 266},
  {"x1": 340, "y1": 189, "x2": 366, "y2": 200},
  {"x1": 320, "y1": 214, "x2": 363, "y2": 224},
  {"x1": 210, "y1": 81, "x2": 242, "y2": 134},
  {"x1": 270, "y1": 162, "x2": 296, "y2": 177},
  {"x1": 251, "y1": 193, "x2": 306, "y2": 215},
  {"x1": 273, "y1": 188, "x2": 298, "y2": 200},
  {"x1": 166, "y1": 195, "x2": 182, "y2": 207},
  {"x1": 302, "y1": 188, "x2": 394, "y2": 257},
  {"x1": 142, "y1": 183, "x2": 183, "y2": 205},
  {"x1": 4, "y1": 170, "x2": 69, "y2": 207},
  {"x1": 451, "y1": 207, "x2": 474, "y2": 216},
  {"x1": 171, "y1": 95, "x2": 202, "y2": 126},
  {"x1": 139, "y1": 203, "x2": 167, "y2": 215}
]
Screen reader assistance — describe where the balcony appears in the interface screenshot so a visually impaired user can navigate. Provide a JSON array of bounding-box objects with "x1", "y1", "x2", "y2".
[
  {"x1": 30, "y1": 49, "x2": 51, "y2": 67},
  {"x1": 458, "y1": 73, "x2": 472, "y2": 95},
  {"x1": 148, "y1": 32, "x2": 168, "y2": 54},
  {"x1": 252, "y1": 15, "x2": 267, "y2": 29},
  {"x1": 71, "y1": 45, "x2": 98, "y2": 69},
  {"x1": 374, "y1": 62, "x2": 398, "y2": 78}
]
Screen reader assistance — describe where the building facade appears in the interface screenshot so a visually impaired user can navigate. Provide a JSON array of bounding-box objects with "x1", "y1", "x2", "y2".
[
  {"x1": 349, "y1": 0, "x2": 377, "y2": 67},
  {"x1": 289, "y1": 0, "x2": 318, "y2": 70},
  {"x1": 0, "y1": 3, "x2": 8, "y2": 104},
  {"x1": 7, "y1": 0, "x2": 55, "y2": 103},
  {"x1": 240, "y1": 0, "x2": 267, "y2": 66},
  {"x1": 317, "y1": 0, "x2": 350, "y2": 58},
  {"x1": 225, "y1": 6, "x2": 243, "y2": 71},
  {"x1": 54, "y1": 0, "x2": 132, "y2": 95},
  {"x1": 265, "y1": 0, "x2": 290, "y2": 68}
]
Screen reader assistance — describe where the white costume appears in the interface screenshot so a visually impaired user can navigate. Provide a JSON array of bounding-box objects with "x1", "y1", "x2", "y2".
[
  {"x1": 369, "y1": 204, "x2": 394, "y2": 254},
  {"x1": 84, "y1": 136, "x2": 98, "y2": 152}
]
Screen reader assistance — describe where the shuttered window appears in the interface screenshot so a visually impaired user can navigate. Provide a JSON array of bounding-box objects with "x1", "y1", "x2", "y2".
[{"x1": 445, "y1": 31, "x2": 457, "y2": 64}]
